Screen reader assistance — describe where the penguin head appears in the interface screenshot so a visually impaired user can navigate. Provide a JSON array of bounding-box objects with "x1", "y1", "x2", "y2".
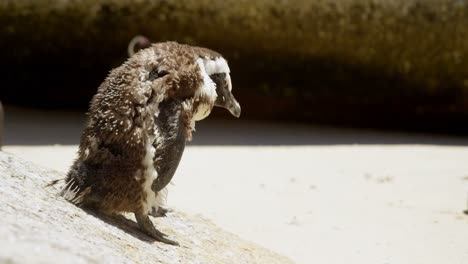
[
  {"x1": 211, "y1": 72, "x2": 241, "y2": 118},
  {"x1": 128, "y1": 42, "x2": 240, "y2": 121},
  {"x1": 194, "y1": 57, "x2": 241, "y2": 120}
]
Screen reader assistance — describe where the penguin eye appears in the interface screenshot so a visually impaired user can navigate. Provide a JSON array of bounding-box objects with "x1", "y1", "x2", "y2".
[
  {"x1": 209, "y1": 73, "x2": 226, "y2": 90},
  {"x1": 148, "y1": 69, "x2": 168, "y2": 81},
  {"x1": 209, "y1": 73, "x2": 226, "y2": 83}
]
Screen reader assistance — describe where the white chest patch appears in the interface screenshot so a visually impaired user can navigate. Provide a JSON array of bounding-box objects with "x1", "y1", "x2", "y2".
[
  {"x1": 193, "y1": 103, "x2": 213, "y2": 121},
  {"x1": 140, "y1": 138, "x2": 158, "y2": 214}
]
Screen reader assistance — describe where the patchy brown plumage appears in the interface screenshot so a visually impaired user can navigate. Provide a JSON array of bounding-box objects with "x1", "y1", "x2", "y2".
[{"x1": 60, "y1": 41, "x2": 241, "y2": 245}]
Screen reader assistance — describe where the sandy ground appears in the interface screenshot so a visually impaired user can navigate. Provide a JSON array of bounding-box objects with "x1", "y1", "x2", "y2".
[{"x1": 3, "y1": 106, "x2": 468, "y2": 264}]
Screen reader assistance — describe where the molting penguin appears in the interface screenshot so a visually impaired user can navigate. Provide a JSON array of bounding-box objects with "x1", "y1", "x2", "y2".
[{"x1": 60, "y1": 42, "x2": 240, "y2": 245}]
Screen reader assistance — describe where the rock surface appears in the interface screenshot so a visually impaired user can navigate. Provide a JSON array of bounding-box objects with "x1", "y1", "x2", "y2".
[
  {"x1": 0, "y1": 101, "x2": 3, "y2": 148},
  {"x1": 0, "y1": 151, "x2": 292, "y2": 264}
]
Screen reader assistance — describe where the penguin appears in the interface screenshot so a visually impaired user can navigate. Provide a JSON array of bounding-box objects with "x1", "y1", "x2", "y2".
[{"x1": 60, "y1": 41, "x2": 241, "y2": 245}]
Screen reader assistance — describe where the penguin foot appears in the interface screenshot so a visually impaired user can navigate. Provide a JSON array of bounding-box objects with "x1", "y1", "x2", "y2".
[
  {"x1": 149, "y1": 206, "x2": 171, "y2": 217},
  {"x1": 135, "y1": 212, "x2": 179, "y2": 246}
]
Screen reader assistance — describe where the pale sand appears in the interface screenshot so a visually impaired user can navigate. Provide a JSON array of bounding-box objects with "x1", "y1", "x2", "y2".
[{"x1": 3, "y1": 106, "x2": 468, "y2": 263}]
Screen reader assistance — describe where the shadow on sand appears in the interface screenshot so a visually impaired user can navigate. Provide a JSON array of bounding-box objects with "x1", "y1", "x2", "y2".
[{"x1": 84, "y1": 209, "x2": 156, "y2": 243}]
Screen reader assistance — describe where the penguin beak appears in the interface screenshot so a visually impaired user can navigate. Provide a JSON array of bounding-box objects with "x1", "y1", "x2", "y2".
[
  {"x1": 215, "y1": 89, "x2": 241, "y2": 118},
  {"x1": 210, "y1": 73, "x2": 241, "y2": 118}
]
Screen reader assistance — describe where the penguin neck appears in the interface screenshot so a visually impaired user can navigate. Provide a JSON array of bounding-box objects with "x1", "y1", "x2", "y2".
[{"x1": 181, "y1": 96, "x2": 213, "y2": 141}]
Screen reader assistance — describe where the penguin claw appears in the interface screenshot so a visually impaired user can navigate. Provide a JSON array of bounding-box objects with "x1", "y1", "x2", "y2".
[
  {"x1": 135, "y1": 212, "x2": 179, "y2": 246},
  {"x1": 149, "y1": 206, "x2": 171, "y2": 217},
  {"x1": 153, "y1": 232, "x2": 179, "y2": 246}
]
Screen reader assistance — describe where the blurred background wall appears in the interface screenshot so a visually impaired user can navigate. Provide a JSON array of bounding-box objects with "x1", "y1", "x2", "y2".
[{"x1": 1, "y1": 0, "x2": 468, "y2": 133}]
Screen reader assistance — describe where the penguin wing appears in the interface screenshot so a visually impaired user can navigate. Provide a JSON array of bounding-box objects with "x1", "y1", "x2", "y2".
[{"x1": 151, "y1": 99, "x2": 186, "y2": 193}]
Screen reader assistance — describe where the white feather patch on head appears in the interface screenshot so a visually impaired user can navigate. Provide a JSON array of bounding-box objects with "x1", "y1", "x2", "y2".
[
  {"x1": 226, "y1": 72, "x2": 232, "y2": 92},
  {"x1": 193, "y1": 57, "x2": 233, "y2": 121},
  {"x1": 194, "y1": 58, "x2": 217, "y2": 121},
  {"x1": 195, "y1": 58, "x2": 217, "y2": 99},
  {"x1": 203, "y1": 57, "x2": 230, "y2": 75},
  {"x1": 204, "y1": 57, "x2": 232, "y2": 91}
]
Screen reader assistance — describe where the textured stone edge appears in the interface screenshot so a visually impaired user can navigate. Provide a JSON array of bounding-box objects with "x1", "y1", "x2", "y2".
[{"x1": 0, "y1": 151, "x2": 293, "y2": 264}]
